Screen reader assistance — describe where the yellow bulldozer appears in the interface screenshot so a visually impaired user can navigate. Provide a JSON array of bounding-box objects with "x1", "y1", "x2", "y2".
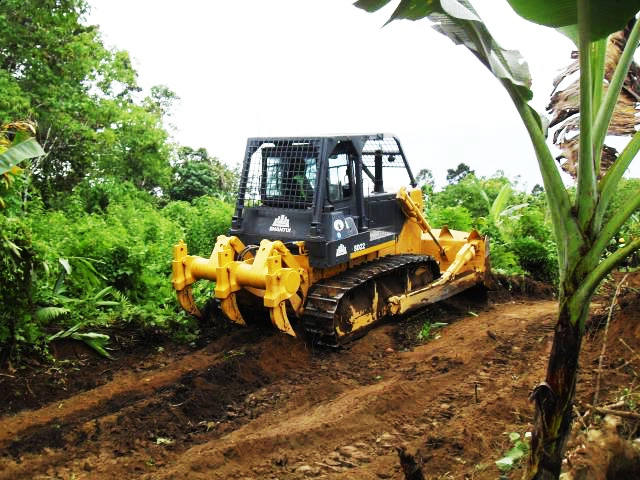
[{"x1": 172, "y1": 134, "x2": 489, "y2": 345}]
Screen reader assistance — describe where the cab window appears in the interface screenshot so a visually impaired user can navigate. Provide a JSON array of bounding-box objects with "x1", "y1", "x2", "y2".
[{"x1": 327, "y1": 154, "x2": 352, "y2": 203}]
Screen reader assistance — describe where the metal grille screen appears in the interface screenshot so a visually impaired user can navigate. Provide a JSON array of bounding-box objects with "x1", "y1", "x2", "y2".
[
  {"x1": 242, "y1": 139, "x2": 319, "y2": 210},
  {"x1": 361, "y1": 136, "x2": 411, "y2": 195}
]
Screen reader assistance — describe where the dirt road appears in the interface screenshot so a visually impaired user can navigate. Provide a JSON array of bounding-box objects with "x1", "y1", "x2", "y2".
[{"x1": 1, "y1": 281, "x2": 638, "y2": 479}]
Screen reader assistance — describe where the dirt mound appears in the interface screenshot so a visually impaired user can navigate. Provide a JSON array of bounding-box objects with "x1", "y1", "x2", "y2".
[
  {"x1": 490, "y1": 272, "x2": 556, "y2": 300},
  {"x1": 566, "y1": 429, "x2": 640, "y2": 480}
]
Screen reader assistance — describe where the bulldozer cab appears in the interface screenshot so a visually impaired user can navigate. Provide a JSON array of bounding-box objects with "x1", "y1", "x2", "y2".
[{"x1": 230, "y1": 134, "x2": 417, "y2": 267}]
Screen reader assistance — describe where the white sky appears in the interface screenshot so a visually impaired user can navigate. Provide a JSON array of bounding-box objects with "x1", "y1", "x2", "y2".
[{"x1": 86, "y1": 0, "x2": 637, "y2": 190}]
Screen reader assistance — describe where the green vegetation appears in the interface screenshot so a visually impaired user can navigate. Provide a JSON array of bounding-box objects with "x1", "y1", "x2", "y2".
[
  {"x1": 0, "y1": 0, "x2": 237, "y2": 366},
  {"x1": 620, "y1": 386, "x2": 639, "y2": 412},
  {"x1": 47, "y1": 323, "x2": 113, "y2": 359},
  {"x1": 2, "y1": 12, "x2": 639, "y2": 480},
  {"x1": 1, "y1": 0, "x2": 565, "y2": 369},
  {"x1": 496, "y1": 432, "x2": 530, "y2": 473},
  {"x1": 417, "y1": 319, "x2": 447, "y2": 342}
]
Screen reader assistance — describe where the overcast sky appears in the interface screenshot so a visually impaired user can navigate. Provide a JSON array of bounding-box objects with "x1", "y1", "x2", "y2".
[{"x1": 86, "y1": 0, "x2": 636, "y2": 190}]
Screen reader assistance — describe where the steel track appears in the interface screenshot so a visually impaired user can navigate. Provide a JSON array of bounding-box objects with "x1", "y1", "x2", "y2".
[{"x1": 300, "y1": 255, "x2": 439, "y2": 347}]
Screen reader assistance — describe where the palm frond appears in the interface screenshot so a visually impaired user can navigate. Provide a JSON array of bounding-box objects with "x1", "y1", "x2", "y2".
[
  {"x1": 47, "y1": 324, "x2": 113, "y2": 359},
  {"x1": 500, "y1": 203, "x2": 529, "y2": 218},
  {"x1": 47, "y1": 322, "x2": 82, "y2": 341},
  {"x1": 68, "y1": 256, "x2": 108, "y2": 287},
  {"x1": 71, "y1": 332, "x2": 113, "y2": 359},
  {"x1": 92, "y1": 286, "x2": 114, "y2": 300},
  {"x1": 96, "y1": 301, "x2": 121, "y2": 307}
]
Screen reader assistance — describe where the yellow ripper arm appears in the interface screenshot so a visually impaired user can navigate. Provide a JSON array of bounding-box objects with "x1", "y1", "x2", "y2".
[
  {"x1": 396, "y1": 186, "x2": 446, "y2": 257},
  {"x1": 171, "y1": 236, "x2": 307, "y2": 337}
]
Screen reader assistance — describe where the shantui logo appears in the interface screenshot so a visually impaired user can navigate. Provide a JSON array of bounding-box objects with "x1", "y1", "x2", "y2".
[
  {"x1": 336, "y1": 244, "x2": 347, "y2": 257},
  {"x1": 269, "y1": 214, "x2": 292, "y2": 233}
]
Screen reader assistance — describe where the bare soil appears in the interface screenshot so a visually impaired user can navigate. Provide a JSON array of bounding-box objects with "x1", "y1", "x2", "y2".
[{"x1": 1, "y1": 273, "x2": 639, "y2": 480}]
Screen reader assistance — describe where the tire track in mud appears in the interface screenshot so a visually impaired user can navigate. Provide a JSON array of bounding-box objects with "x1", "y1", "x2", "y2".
[{"x1": 0, "y1": 300, "x2": 558, "y2": 480}]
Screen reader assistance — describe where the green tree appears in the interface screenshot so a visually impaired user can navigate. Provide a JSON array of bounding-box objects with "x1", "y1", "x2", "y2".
[
  {"x1": 1, "y1": 0, "x2": 106, "y2": 199},
  {"x1": 169, "y1": 146, "x2": 239, "y2": 201},
  {"x1": 445, "y1": 162, "x2": 474, "y2": 184},
  {"x1": 355, "y1": 1, "x2": 640, "y2": 478},
  {"x1": 0, "y1": 0, "x2": 174, "y2": 204},
  {"x1": 415, "y1": 167, "x2": 435, "y2": 197},
  {"x1": 429, "y1": 205, "x2": 473, "y2": 230},
  {"x1": 0, "y1": 70, "x2": 31, "y2": 123},
  {"x1": 98, "y1": 100, "x2": 172, "y2": 192}
]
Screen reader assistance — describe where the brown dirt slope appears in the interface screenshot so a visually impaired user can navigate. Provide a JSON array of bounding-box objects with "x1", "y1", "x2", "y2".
[{"x1": 0, "y1": 273, "x2": 638, "y2": 480}]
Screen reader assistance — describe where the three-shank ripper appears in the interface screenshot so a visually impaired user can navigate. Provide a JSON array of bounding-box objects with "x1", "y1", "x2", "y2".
[{"x1": 171, "y1": 236, "x2": 306, "y2": 336}]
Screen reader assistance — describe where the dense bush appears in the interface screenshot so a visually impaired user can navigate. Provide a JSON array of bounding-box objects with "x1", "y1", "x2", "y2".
[
  {"x1": 0, "y1": 171, "x2": 236, "y2": 364},
  {"x1": 26, "y1": 186, "x2": 234, "y2": 322},
  {"x1": 511, "y1": 237, "x2": 558, "y2": 282},
  {"x1": 0, "y1": 215, "x2": 37, "y2": 363},
  {"x1": 163, "y1": 196, "x2": 234, "y2": 257},
  {"x1": 0, "y1": 126, "x2": 236, "y2": 365},
  {"x1": 428, "y1": 205, "x2": 474, "y2": 231}
]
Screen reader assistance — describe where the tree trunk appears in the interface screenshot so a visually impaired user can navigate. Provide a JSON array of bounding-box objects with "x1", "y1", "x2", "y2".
[{"x1": 526, "y1": 299, "x2": 587, "y2": 479}]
